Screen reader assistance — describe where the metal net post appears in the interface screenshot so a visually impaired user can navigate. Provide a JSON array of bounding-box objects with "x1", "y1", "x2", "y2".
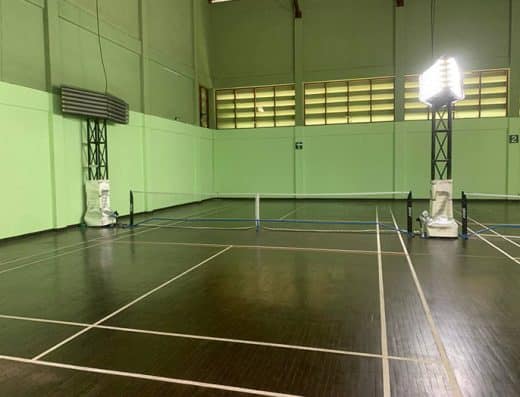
[
  {"x1": 407, "y1": 191, "x2": 413, "y2": 236},
  {"x1": 461, "y1": 191, "x2": 468, "y2": 239},
  {"x1": 255, "y1": 193, "x2": 260, "y2": 231},
  {"x1": 129, "y1": 190, "x2": 134, "y2": 227}
]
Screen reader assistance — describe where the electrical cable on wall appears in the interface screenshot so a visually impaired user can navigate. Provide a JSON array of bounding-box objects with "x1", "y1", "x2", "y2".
[{"x1": 96, "y1": 0, "x2": 108, "y2": 94}]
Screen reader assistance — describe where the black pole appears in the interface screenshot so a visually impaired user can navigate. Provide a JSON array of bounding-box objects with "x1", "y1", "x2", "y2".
[
  {"x1": 431, "y1": 107, "x2": 437, "y2": 180},
  {"x1": 447, "y1": 103, "x2": 453, "y2": 179},
  {"x1": 461, "y1": 191, "x2": 468, "y2": 239},
  {"x1": 129, "y1": 190, "x2": 134, "y2": 227},
  {"x1": 407, "y1": 191, "x2": 413, "y2": 236}
]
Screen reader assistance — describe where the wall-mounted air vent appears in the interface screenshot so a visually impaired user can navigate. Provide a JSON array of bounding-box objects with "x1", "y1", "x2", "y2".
[{"x1": 60, "y1": 86, "x2": 129, "y2": 124}]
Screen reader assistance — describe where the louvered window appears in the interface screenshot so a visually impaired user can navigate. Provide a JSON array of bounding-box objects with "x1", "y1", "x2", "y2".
[
  {"x1": 216, "y1": 84, "x2": 296, "y2": 129},
  {"x1": 304, "y1": 77, "x2": 395, "y2": 125},
  {"x1": 405, "y1": 69, "x2": 508, "y2": 120}
]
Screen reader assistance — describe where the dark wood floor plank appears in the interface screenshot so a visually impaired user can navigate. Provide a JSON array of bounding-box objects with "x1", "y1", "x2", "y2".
[
  {"x1": 411, "y1": 253, "x2": 520, "y2": 396},
  {"x1": 106, "y1": 248, "x2": 382, "y2": 353},
  {"x1": 382, "y1": 255, "x2": 439, "y2": 360},
  {"x1": 0, "y1": 359, "x2": 254, "y2": 397},
  {"x1": 0, "y1": 318, "x2": 82, "y2": 358},
  {"x1": 390, "y1": 360, "x2": 450, "y2": 397},
  {"x1": 44, "y1": 327, "x2": 384, "y2": 397},
  {"x1": 0, "y1": 244, "x2": 222, "y2": 323}
]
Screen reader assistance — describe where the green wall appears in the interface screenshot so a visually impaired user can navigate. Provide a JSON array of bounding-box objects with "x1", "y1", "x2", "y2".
[
  {"x1": 0, "y1": 0, "x2": 214, "y2": 239},
  {"x1": 2, "y1": 0, "x2": 520, "y2": 239},
  {"x1": 214, "y1": 118, "x2": 520, "y2": 200},
  {"x1": 209, "y1": 0, "x2": 520, "y2": 201},
  {"x1": 0, "y1": 0, "x2": 212, "y2": 122},
  {"x1": 0, "y1": 80, "x2": 213, "y2": 239},
  {"x1": 209, "y1": 0, "x2": 517, "y2": 119}
]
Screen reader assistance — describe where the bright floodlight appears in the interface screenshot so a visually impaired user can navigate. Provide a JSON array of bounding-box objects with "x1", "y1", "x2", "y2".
[{"x1": 419, "y1": 56, "x2": 464, "y2": 108}]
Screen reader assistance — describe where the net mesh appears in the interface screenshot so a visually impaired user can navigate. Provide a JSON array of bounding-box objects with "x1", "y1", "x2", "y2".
[
  {"x1": 461, "y1": 192, "x2": 520, "y2": 238},
  {"x1": 128, "y1": 191, "x2": 413, "y2": 235}
]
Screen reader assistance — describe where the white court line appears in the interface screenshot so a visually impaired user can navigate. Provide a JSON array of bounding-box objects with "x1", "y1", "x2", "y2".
[
  {"x1": 390, "y1": 210, "x2": 463, "y2": 397},
  {"x1": 0, "y1": 201, "x2": 235, "y2": 268},
  {"x1": 459, "y1": 222, "x2": 520, "y2": 265},
  {"x1": 277, "y1": 204, "x2": 308, "y2": 220},
  {"x1": 376, "y1": 209, "x2": 391, "y2": 397},
  {"x1": 0, "y1": 354, "x2": 300, "y2": 397},
  {"x1": 466, "y1": 216, "x2": 520, "y2": 249},
  {"x1": 113, "y1": 239, "x2": 405, "y2": 256},
  {"x1": 0, "y1": 203, "x2": 237, "y2": 276},
  {"x1": 32, "y1": 246, "x2": 233, "y2": 360},
  {"x1": 0, "y1": 313, "x2": 441, "y2": 366}
]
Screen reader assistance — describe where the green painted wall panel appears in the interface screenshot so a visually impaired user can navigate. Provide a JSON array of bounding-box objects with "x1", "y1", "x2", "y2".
[
  {"x1": 400, "y1": 0, "x2": 434, "y2": 75},
  {"x1": 303, "y1": 0, "x2": 394, "y2": 81},
  {"x1": 452, "y1": 118, "x2": 509, "y2": 195},
  {"x1": 62, "y1": 0, "x2": 140, "y2": 39},
  {"x1": 297, "y1": 124, "x2": 395, "y2": 193},
  {"x1": 435, "y1": 0, "x2": 510, "y2": 70},
  {"x1": 0, "y1": 94, "x2": 53, "y2": 239},
  {"x1": 58, "y1": 115, "x2": 84, "y2": 225},
  {"x1": 0, "y1": 81, "x2": 213, "y2": 239},
  {"x1": 1, "y1": 0, "x2": 47, "y2": 90},
  {"x1": 214, "y1": 128, "x2": 295, "y2": 193},
  {"x1": 196, "y1": 0, "x2": 212, "y2": 88},
  {"x1": 146, "y1": 0, "x2": 194, "y2": 71},
  {"x1": 394, "y1": 121, "x2": 431, "y2": 198},
  {"x1": 210, "y1": 0, "x2": 294, "y2": 88},
  {"x1": 106, "y1": 113, "x2": 146, "y2": 216},
  {"x1": 148, "y1": 60, "x2": 195, "y2": 123},
  {"x1": 59, "y1": 19, "x2": 142, "y2": 110},
  {"x1": 507, "y1": 118, "x2": 520, "y2": 195}
]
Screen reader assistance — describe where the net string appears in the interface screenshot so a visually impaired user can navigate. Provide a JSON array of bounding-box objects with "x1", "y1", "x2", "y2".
[{"x1": 129, "y1": 190, "x2": 413, "y2": 235}]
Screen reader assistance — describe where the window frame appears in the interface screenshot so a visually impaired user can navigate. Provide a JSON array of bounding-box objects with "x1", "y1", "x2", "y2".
[
  {"x1": 199, "y1": 85, "x2": 210, "y2": 128},
  {"x1": 404, "y1": 68, "x2": 509, "y2": 121},
  {"x1": 215, "y1": 83, "x2": 296, "y2": 130},
  {"x1": 303, "y1": 76, "x2": 396, "y2": 126}
]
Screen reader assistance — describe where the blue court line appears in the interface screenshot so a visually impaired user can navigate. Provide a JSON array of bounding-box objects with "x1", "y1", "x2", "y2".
[
  {"x1": 131, "y1": 217, "x2": 411, "y2": 234},
  {"x1": 465, "y1": 223, "x2": 520, "y2": 237}
]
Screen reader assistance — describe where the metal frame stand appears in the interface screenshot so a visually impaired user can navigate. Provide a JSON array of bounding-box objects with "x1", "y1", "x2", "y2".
[
  {"x1": 461, "y1": 191, "x2": 468, "y2": 239},
  {"x1": 431, "y1": 103, "x2": 453, "y2": 180},
  {"x1": 86, "y1": 118, "x2": 109, "y2": 180}
]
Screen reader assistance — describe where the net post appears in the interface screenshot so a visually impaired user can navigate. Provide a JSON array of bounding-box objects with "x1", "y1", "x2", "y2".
[
  {"x1": 255, "y1": 193, "x2": 260, "y2": 231},
  {"x1": 461, "y1": 191, "x2": 468, "y2": 239},
  {"x1": 407, "y1": 191, "x2": 413, "y2": 236},
  {"x1": 129, "y1": 190, "x2": 134, "y2": 227}
]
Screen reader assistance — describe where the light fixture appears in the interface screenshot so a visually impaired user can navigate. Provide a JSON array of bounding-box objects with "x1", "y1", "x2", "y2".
[
  {"x1": 209, "y1": 0, "x2": 234, "y2": 3},
  {"x1": 419, "y1": 56, "x2": 464, "y2": 108},
  {"x1": 418, "y1": 56, "x2": 463, "y2": 239}
]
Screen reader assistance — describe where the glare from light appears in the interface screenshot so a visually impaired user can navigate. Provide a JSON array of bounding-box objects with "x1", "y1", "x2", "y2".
[
  {"x1": 257, "y1": 106, "x2": 264, "y2": 113},
  {"x1": 419, "y1": 56, "x2": 464, "y2": 107}
]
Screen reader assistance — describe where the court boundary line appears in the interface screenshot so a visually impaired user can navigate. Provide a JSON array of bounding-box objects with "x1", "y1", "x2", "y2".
[
  {"x1": 376, "y1": 208, "x2": 391, "y2": 397},
  {"x1": 0, "y1": 313, "x2": 441, "y2": 366},
  {"x1": 32, "y1": 246, "x2": 233, "y2": 360},
  {"x1": 113, "y1": 240, "x2": 406, "y2": 256},
  {"x1": 466, "y1": 216, "x2": 520, "y2": 249},
  {"x1": 0, "y1": 354, "x2": 300, "y2": 397},
  {"x1": 460, "y1": 223, "x2": 520, "y2": 265},
  {"x1": 390, "y1": 210, "x2": 463, "y2": 397},
  {"x1": 0, "y1": 201, "x2": 236, "y2": 268},
  {"x1": 0, "y1": 203, "x2": 238, "y2": 275}
]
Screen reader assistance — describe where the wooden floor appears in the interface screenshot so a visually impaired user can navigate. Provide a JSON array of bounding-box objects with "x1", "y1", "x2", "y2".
[{"x1": 0, "y1": 199, "x2": 519, "y2": 396}]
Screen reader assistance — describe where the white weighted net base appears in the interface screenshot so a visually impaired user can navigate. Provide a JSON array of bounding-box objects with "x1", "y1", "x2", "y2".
[{"x1": 426, "y1": 179, "x2": 458, "y2": 238}]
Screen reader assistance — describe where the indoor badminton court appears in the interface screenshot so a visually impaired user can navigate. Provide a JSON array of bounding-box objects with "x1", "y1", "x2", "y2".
[{"x1": 1, "y1": 1, "x2": 519, "y2": 396}]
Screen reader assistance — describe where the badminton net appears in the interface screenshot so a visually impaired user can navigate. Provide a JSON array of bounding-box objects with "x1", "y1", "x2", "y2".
[{"x1": 128, "y1": 190, "x2": 414, "y2": 234}]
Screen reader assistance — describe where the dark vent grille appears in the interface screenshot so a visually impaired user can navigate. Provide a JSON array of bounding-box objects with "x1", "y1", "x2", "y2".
[{"x1": 61, "y1": 86, "x2": 129, "y2": 124}]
